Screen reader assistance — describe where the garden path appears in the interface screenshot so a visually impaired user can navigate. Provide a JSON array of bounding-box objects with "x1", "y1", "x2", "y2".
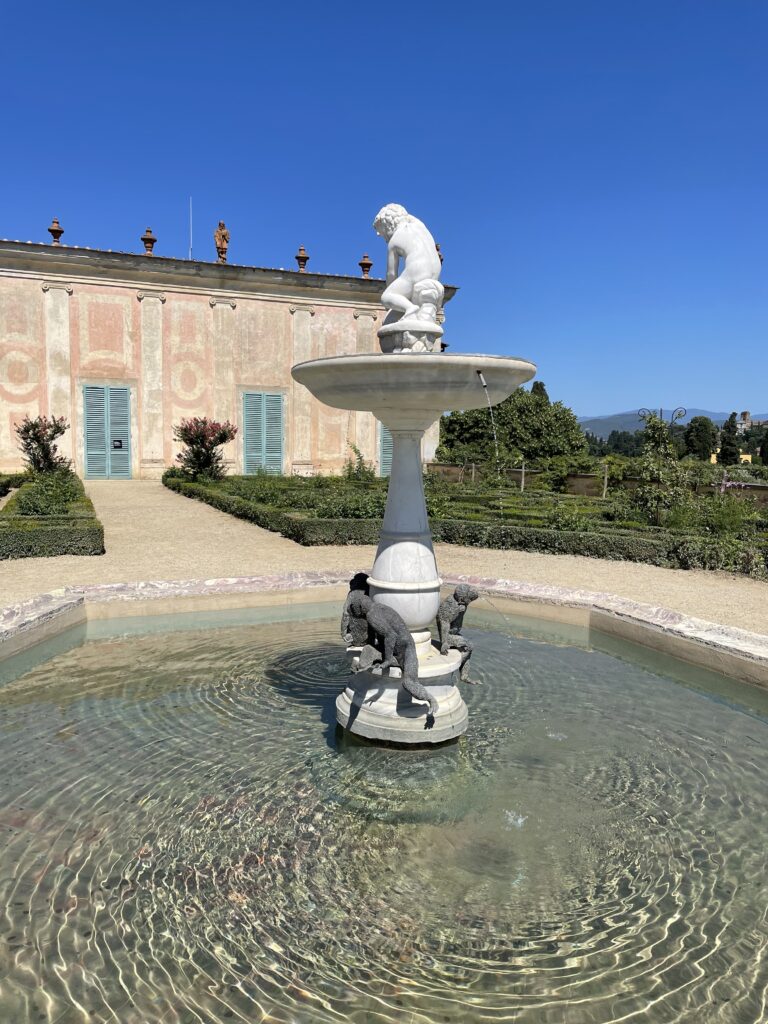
[{"x1": 0, "y1": 480, "x2": 765, "y2": 634}]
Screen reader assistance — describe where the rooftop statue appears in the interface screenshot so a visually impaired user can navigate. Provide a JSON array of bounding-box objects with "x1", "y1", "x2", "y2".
[
  {"x1": 373, "y1": 203, "x2": 444, "y2": 353},
  {"x1": 214, "y1": 221, "x2": 230, "y2": 263}
]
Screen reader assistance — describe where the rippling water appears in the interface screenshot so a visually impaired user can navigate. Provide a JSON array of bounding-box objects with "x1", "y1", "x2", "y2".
[{"x1": 1, "y1": 612, "x2": 767, "y2": 1023}]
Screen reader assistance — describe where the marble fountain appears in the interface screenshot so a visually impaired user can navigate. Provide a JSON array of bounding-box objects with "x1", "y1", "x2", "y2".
[
  {"x1": 3, "y1": 204, "x2": 768, "y2": 1024},
  {"x1": 293, "y1": 203, "x2": 535, "y2": 743}
]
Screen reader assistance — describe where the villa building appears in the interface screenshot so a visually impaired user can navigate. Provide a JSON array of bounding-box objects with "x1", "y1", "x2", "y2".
[{"x1": 0, "y1": 232, "x2": 452, "y2": 478}]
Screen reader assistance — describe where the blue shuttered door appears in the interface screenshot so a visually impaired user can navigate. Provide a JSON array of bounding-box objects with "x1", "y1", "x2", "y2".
[
  {"x1": 379, "y1": 424, "x2": 393, "y2": 477},
  {"x1": 108, "y1": 387, "x2": 131, "y2": 478},
  {"x1": 84, "y1": 386, "x2": 108, "y2": 479},
  {"x1": 83, "y1": 385, "x2": 132, "y2": 479},
  {"x1": 243, "y1": 392, "x2": 284, "y2": 474}
]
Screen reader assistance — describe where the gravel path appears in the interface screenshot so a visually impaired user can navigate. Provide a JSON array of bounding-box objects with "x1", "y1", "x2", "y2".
[{"x1": 1, "y1": 480, "x2": 765, "y2": 634}]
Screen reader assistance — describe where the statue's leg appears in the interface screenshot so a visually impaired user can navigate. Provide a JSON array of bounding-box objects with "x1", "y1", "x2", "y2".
[
  {"x1": 378, "y1": 634, "x2": 397, "y2": 673},
  {"x1": 454, "y1": 635, "x2": 479, "y2": 684},
  {"x1": 381, "y1": 279, "x2": 419, "y2": 318}
]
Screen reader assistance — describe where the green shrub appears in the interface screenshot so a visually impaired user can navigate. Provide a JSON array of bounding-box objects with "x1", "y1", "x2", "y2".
[
  {"x1": 0, "y1": 472, "x2": 29, "y2": 497},
  {"x1": 544, "y1": 501, "x2": 595, "y2": 532},
  {"x1": 672, "y1": 536, "x2": 766, "y2": 578},
  {"x1": 12, "y1": 470, "x2": 83, "y2": 516},
  {"x1": 342, "y1": 442, "x2": 376, "y2": 481}
]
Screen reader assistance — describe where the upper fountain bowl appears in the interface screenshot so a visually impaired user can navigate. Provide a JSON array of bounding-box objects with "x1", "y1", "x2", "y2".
[{"x1": 291, "y1": 353, "x2": 537, "y2": 430}]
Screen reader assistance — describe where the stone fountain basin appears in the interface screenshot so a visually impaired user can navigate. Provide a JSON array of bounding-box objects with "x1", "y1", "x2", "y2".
[{"x1": 291, "y1": 353, "x2": 536, "y2": 428}]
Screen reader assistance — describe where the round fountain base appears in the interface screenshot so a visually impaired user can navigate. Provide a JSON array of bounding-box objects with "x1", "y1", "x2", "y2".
[{"x1": 337, "y1": 646, "x2": 467, "y2": 744}]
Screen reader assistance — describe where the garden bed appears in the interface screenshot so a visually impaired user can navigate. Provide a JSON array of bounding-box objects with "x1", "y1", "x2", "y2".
[
  {"x1": 163, "y1": 473, "x2": 767, "y2": 577},
  {"x1": 0, "y1": 473, "x2": 105, "y2": 560}
]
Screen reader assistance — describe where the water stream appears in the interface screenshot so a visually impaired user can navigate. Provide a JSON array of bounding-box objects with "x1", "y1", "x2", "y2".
[{"x1": 476, "y1": 370, "x2": 505, "y2": 520}]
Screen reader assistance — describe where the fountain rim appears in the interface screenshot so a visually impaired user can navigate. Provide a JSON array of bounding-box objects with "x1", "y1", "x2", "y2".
[{"x1": 291, "y1": 352, "x2": 538, "y2": 373}]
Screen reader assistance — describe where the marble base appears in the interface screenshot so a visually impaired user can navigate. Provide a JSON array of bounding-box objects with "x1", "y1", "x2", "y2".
[
  {"x1": 337, "y1": 644, "x2": 467, "y2": 744},
  {"x1": 378, "y1": 318, "x2": 443, "y2": 354}
]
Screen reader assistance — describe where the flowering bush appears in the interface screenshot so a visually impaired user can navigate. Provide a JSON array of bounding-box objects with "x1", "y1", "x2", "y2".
[
  {"x1": 172, "y1": 418, "x2": 237, "y2": 480},
  {"x1": 15, "y1": 415, "x2": 71, "y2": 473}
]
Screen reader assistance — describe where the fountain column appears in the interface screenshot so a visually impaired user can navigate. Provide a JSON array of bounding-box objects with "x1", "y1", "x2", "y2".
[{"x1": 368, "y1": 423, "x2": 441, "y2": 653}]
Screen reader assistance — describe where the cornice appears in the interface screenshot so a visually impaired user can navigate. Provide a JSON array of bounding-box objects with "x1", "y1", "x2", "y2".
[{"x1": 0, "y1": 240, "x2": 457, "y2": 309}]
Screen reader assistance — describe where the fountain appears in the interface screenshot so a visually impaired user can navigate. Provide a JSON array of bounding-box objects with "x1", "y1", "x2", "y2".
[{"x1": 292, "y1": 204, "x2": 536, "y2": 742}]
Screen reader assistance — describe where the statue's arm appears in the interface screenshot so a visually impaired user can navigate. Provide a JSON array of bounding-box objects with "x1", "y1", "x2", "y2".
[
  {"x1": 437, "y1": 611, "x2": 450, "y2": 654},
  {"x1": 340, "y1": 603, "x2": 351, "y2": 642},
  {"x1": 386, "y1": 245, "x2": 399, "y2": 284}
]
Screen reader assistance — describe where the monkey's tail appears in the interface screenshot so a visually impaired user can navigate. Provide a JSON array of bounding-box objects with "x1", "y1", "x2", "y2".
[{"x1": 402, "y1": 675, "x2": 439, "y2": 717}]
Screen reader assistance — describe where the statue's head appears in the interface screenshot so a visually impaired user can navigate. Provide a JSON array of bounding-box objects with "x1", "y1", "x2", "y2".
[
  {"x1": 349, "y1": 572, "x2": 369, "y2": 594},
  {"x1": 218, "y1": 220, "x2": 225, "y2": 228},
  {"x1": 373, "y1": 203, "x2": 410, "y2": 241},
  {"x1": 454, "y1": 585, "x2": 479, "y2": 608},
  {"x1": 348, "y1": 593, "x2": 373, "y2": 617}
]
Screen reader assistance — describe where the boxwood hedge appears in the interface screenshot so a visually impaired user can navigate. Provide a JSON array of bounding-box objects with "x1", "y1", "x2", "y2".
[
  {"x1": 164, "y1": 475, "x2": 766, "y2": 575},
  {"x1": 0, "y1": 474, "x2": 105, "y2": 560}
]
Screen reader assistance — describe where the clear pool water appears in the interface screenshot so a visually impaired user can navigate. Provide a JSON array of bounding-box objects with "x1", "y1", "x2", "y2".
[{"x1": 1, "y1": 603, "x2": 767, "y2": 1023}]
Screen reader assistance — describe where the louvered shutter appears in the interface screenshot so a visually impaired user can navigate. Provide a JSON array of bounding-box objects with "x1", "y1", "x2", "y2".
[
  {"x1": 84, "y1": 386, "x2": 108, "y2": 479},
  {"x1": 107, "y1": 387, "x2": 131, "y2": 478},
  {"x1": 243, "y1": 392, "x2": 284, "y2": 475},
  {"x1": 263, "y1": 393, "x2": 283, "y2": 474},
  {"x1": 379, "y1": 424, "x2": 394, "y2": 477}
]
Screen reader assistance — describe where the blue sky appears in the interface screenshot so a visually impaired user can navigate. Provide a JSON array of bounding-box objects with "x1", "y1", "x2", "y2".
[{"x1": 2, "y1": 1, "x2": 766, "y2": 416}]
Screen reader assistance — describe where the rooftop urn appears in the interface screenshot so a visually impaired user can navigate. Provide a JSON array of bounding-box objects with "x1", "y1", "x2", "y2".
[
  {"x1": 141, "y1": 227, "x2": 157, "y2": 255},
  {"x1": 47, "y1": 217, "x2": 64, "y2": 245}
]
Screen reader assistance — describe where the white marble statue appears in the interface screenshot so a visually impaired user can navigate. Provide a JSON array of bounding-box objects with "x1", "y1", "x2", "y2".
[{"x1": 373, "y1": 204, "x2": 444, "y2": 352}]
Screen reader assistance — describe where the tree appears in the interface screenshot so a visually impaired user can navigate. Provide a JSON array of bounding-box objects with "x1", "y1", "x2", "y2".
[
  {"x1": 438, "y1": 382, "x2": 587, "y2": 464},
  {"x1": 634, "y1": 412, "x2": 690, "y2": 525},
  {"x1": 530, "y1": 381, "x2": 550, "y2": 403},
  {"x1": 717, "y1": 412, "x2": 740, "y2": 466},
  {"x1": 15, "y1": 415, "x2": 71, "y2": 473},
  {"x1": 684, "y1": 415, "x2": 718, "y2": 461},
  {"x1": 173, "y1": 417, "x2": 237, "y2": 479},
  {"x1": 760, "y1": 430, "x2": 768, "y2": 466}
]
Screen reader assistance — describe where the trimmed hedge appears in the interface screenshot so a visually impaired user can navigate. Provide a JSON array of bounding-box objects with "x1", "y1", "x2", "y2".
[
  {"x1": 0, "y1": 518, "x2": 105, "y2": 559},
  {"x1": 0, "y1": 472, "x2": 29, "y2": 498},
  {"x1": 163, "y1": 475, "x2": 767, "y2": 576},
  {"x1": 0, "y1": 474, "x2": 105, "y2": 560}
]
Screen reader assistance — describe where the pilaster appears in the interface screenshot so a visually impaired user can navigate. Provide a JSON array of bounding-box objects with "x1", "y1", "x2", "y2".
[
  {"x1": 290, "y1": 305, "x2": 315, "y2": 471},
  {"x1": 41, "y1": 281, "x2": 74, "y2": 461},
  {"x1": 137, "y1": 290, "x2": 165, "y2": 476},
  {"x1": 210, "y1": 297, "x2": 237, "y2": 469}
]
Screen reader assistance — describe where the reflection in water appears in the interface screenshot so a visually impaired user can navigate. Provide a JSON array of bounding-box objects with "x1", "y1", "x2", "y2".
[{"x1": 0, "y1": 616, "x2": 767, "y2": 1022}]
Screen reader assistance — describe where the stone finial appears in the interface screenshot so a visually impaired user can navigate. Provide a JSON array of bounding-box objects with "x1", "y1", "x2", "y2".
[
  {"x1": 141, "y1": 227, "x2": 157, "y2": 256},
  {"x1": 47, "y1": 217, "x2": 64, "y2": 245},
  {"x1": 436, "y1": 242, "x2": 444, "y2": 264},
  {"x1": 359, "y1": 253, "x2": 373, "y2": 278},
  {"x1": 214, "y1": 220, "x2": 230, "y2": 263},
  {"x1": 295, "y1": 245, "x2": 309, "y2": 272}
]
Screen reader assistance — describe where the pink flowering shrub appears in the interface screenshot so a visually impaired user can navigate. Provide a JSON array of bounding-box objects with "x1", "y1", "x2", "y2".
[
  {"x1": 173, "y1": 417, "x2": 237, "y2": 480},
  {"x1": 15, "y1": 415, "x2": 71, "y2": 473}
]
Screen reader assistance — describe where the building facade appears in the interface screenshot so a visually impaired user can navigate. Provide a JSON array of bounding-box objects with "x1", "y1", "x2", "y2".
[{"x1": 0, "y1": 240, "x2": 450, "y2": 478}]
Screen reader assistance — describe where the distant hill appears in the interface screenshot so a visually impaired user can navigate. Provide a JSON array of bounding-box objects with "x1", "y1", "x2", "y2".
[{"x1": 579, "y1": 409, "x2": 768, "y2": 439}]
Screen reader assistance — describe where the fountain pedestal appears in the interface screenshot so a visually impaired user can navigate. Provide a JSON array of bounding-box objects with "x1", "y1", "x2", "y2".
[{"x1": 291, "y1": 352, "x2": 536, "y2": 744}]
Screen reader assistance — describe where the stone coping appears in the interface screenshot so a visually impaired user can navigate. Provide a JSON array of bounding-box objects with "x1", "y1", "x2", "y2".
[{"x1": 1, "y1": 571, "x2": 767, "y2": 686}]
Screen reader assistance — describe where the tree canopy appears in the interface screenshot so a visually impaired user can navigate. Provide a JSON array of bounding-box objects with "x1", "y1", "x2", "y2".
[
  {"x1": 717, "y1": 412, "x2": 740, "y2": 466},
  {"x1": 684, "y1": 416, "x2": 718, "y2": 461},
  {"x1": 438, "y1": 382, "x2": 587, "y2": 465}
]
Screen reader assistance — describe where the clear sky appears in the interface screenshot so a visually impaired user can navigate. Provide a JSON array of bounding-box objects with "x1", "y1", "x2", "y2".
[{"x1": 2, "y1": 1, "x2": 766, "y2": 416}]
